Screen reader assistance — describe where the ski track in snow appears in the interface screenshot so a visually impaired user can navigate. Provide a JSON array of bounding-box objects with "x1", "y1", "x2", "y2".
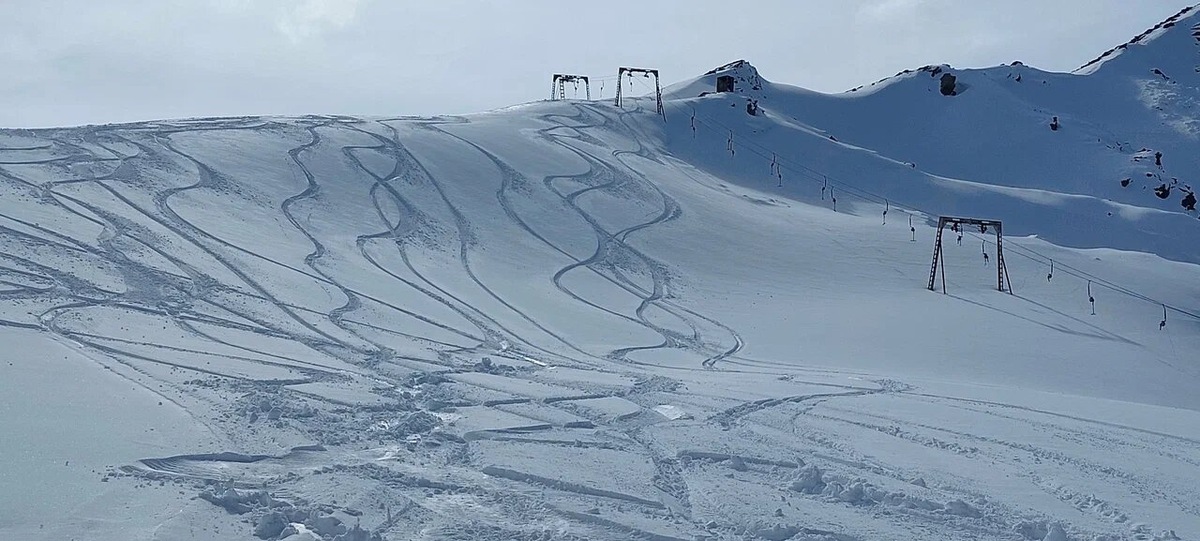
[
  {"x1": 435, "y1": 104, "x2": 718, "y2": 365},
  {"x1": 1, "y1": 106, "x2": 1197, "y2": 541}
]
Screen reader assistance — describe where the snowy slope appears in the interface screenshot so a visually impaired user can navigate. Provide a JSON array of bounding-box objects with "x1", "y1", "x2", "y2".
[
  {"x1": 660, "y1": 6, "x2": 1200, "y2": 264},
  {"x1": 2, "y1": 12, "x2": 1200, "y2": 541}
]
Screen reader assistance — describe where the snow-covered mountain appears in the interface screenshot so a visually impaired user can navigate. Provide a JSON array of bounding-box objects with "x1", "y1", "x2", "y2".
[
  {"x1": 662, "y1": 5, "x2": 1200, "y2": 264},
  {"x1": 1, "y1": 7, "x2": 1199, "y2": 541}
]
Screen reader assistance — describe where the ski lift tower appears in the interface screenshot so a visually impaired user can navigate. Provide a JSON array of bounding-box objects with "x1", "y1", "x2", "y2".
[
  {"x1": 615, "y1": 67, "x2": 664, "y2": 119},
  {"x1": 551, "y1": 74, "x2": 591, "y2": 100},
  {"x1": 927, "y1": 216, "x2": 1012, "y2": 294}
]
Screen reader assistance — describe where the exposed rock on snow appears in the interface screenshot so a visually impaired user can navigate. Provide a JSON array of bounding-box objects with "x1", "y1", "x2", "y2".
[
  {"x1": 704, "y1": 60, "x2": 764, "y2": 94},
  {"x1": 940, "y1": 73, "x2": 958, "y2": 96}
]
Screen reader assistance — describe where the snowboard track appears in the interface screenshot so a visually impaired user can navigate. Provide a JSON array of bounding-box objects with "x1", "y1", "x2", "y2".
[{"x1": 1, "y1": 107, "x2": 1196, "y2": 541}]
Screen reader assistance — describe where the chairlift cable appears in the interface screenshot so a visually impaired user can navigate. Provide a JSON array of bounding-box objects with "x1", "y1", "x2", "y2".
[{"x1": 654, "y1": 96, "x2": 1200, "y2": 321}]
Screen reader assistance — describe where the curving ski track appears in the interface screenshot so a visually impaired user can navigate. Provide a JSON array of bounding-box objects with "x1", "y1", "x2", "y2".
[{"x1": 2, "y1": 107, "x2": 1196, "y2": 541}]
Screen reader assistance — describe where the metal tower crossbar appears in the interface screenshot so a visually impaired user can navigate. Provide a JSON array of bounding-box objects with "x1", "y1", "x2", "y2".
[
  {"x1": 615, "y1": 67, "x2": 664, "y2": 119},
  {"x1": 551, "y1": 74, "x2": 590, "y2": 100},
  {"x1": 927, "y1": 216, "x2": 1012, "y2": 294}
]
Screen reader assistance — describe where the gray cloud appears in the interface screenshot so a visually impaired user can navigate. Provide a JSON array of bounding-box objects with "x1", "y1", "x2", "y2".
[
  {"x1": 0, "y1": 0, "x2": 1194, "y2": 127},
  {"x1": 274, "y1": 0, "x2": 367, "y2": 42}
]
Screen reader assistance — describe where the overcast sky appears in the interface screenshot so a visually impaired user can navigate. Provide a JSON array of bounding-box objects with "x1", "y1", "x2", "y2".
[{"x1": 1, "y1": 0, "x2": 1195, "y2": 127}]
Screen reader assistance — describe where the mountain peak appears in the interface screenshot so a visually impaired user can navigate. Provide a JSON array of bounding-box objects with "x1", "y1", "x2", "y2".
[
  {"x1": 1075, "y1": 3, "x2": 1200, "y2": 74},
  {"x1": 663, "y1": 60, "x2": 769, "y2": 100},
  {"x1": 704, "y1": 60, "x2": 765, "y2": 93}
]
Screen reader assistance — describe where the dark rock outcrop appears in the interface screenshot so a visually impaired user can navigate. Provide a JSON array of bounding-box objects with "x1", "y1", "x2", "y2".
[{"x1": 939, "y1": 73, "x2": 957, "y2": 96}]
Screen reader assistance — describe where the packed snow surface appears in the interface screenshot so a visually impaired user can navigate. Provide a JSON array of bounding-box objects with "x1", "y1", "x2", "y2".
[{"x1": 2, "y1": 9, "x2": 1200, "y2": 541}]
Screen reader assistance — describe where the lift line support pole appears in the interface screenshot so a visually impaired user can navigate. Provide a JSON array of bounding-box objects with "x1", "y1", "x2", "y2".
[
  {"x1": 615, "y1": 67, "x2": 664, "y2": 120},
  {"x1": 928, "y1": 216, "x2": 1012, "y2": 294},
  {"x1": 551, "y1": 74, "x2": 591, "y2": 100}
]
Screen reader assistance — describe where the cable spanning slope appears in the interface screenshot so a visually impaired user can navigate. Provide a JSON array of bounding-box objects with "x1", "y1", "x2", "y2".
[
  {"x1": 2, "y1": 102, "x2": 1199, "y2": 541},
  {"x1": 4, "y1": 26, "x2": 1200, "y2": 538},
  {"x1": 660, "y1": 5, "x2": 1200, "y2": 258},
  {"x1": 654, "y1": 63, "x2": 1200, "y2": 323},
  {"x1": 662, "y1": 54, "x2": 1200, "y2": 263}
]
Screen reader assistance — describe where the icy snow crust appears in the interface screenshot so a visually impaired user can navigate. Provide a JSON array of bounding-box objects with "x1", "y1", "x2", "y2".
[{"x1": 2, "y1": 17, "x2": 1200, "y2": 541}]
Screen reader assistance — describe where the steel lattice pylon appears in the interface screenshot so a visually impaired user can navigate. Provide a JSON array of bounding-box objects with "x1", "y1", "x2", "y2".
[
  {"x1": 614, "y1": 67, "x2": 664, "y2": 119},
  {"x1": 550, "y1": 74, "x2": 590, "y2": 100},
  {"x1": 927, "y1": 216, "x2": 1012, "y2": 294}
]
